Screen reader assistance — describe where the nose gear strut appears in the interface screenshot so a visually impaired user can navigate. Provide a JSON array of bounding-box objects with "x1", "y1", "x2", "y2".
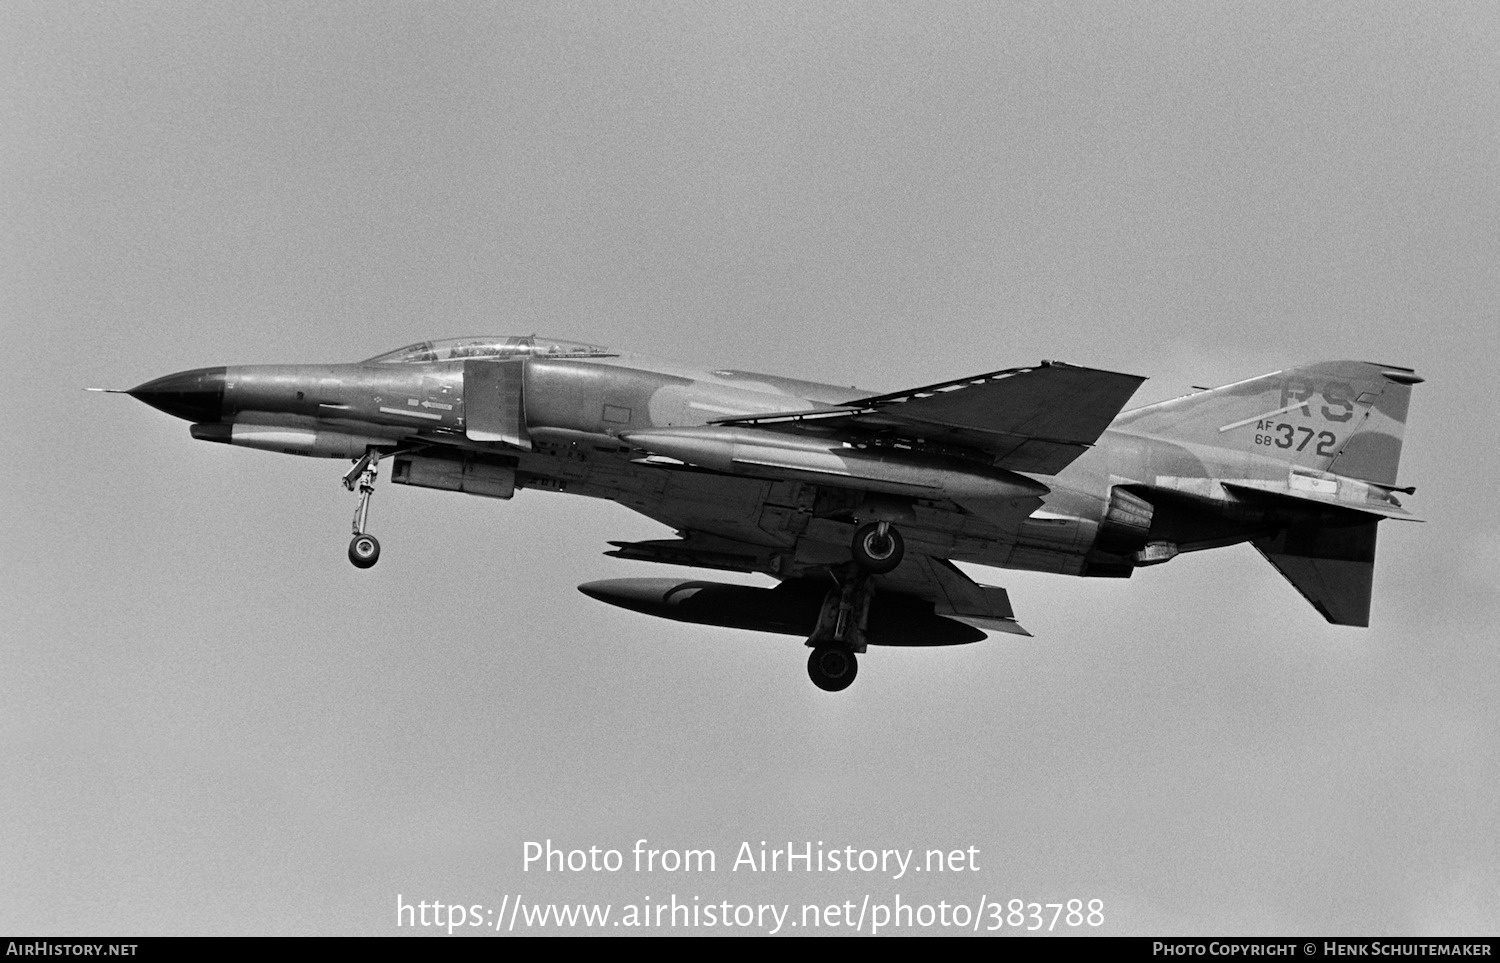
[{"x1": 344, "y1": 449, "x2": 382, "y2": 568}]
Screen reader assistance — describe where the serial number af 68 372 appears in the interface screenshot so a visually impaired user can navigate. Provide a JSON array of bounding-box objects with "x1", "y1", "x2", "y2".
[{"x1": 1253, "y1": 421, "x2": 1339, "y2": 455}]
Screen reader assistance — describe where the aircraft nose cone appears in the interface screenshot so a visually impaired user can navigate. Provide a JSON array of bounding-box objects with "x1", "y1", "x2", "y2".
[{"x1": 128, "y1": 366, "x2": 227, "y2": 423}]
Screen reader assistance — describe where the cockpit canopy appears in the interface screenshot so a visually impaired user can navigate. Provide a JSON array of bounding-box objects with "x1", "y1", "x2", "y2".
[{"x1": 363, "y1": 336, "x2": 615, "y2": 364}]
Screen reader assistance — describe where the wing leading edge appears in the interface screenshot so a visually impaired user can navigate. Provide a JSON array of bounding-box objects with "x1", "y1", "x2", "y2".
[{"x1": 716, "y1": 361, "x2": 1146, "y2": 474}]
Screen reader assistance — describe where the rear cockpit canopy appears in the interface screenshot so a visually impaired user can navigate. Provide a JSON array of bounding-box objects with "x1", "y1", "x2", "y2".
[{"x1": 363, "y1": 336, "x2": 615, "y2": 364}]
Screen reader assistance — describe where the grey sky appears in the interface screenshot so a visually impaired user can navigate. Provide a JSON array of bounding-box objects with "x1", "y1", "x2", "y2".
[{"x1": 3, "y1": 1, "x2": 1496, "y2": 935}]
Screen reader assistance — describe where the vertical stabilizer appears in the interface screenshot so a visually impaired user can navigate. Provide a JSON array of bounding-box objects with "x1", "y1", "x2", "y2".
[{"x1": 1114, "y1": 361, "x2": 1420, "y2": 484}]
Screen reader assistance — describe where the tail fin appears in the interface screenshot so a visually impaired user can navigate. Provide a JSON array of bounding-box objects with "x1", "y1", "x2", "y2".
[{"x1": 1114, "y1": 361, "x2": 1421, "y2": 484}]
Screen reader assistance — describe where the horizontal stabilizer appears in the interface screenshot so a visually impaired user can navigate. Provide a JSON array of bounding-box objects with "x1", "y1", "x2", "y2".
[
  {"x1": 1253, "y1": 522, "x2": 1379, "y2": 627},
  {"x1": 1221, "y1": 481, "x2": 1421, "y2": 522}
]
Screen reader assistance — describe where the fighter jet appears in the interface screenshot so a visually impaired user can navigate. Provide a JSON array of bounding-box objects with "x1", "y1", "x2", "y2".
[{"x1": 95, "y1": 336, "x2": 1421, "y2": 691}]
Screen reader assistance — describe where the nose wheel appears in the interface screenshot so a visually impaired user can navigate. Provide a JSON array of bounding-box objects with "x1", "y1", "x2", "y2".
[
  {"x1": 344, "y1": 450, "x2": 383, "y2": 568},
  {"x1": 348, "y1": 533, "x2": 381, "y2": 568}
]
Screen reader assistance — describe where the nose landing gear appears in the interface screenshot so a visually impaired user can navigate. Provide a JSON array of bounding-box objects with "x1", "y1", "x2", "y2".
[
  {"x1": 348, "y1": 532, "x2": 380, "y2": 568},
  {"x1": 344, "y1": 450, "x2": 382, "y2": 569}
]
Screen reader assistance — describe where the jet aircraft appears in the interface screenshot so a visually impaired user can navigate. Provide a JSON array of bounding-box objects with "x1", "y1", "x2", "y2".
[{"x1": 96, "y1": 336, "x2": 1421, "y2": 691}]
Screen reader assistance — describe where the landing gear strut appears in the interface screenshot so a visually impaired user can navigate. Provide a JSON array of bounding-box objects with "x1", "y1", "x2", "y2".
[
  {"x1": 805, "y1": 563, "x2": 875, "y2": 692},
  {"x1": 344, "y1": 449, "x2": 382, "y2": 569}
]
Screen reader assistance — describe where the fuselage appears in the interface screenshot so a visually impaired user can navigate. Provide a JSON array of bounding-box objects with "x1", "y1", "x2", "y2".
[{"x1": 123, "y1": 340, "x2": 1410, "y2": 586}]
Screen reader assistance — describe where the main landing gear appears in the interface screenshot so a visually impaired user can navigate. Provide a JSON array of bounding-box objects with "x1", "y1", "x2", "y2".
[
  {"x1": 805, "y1": 563, "x2": 876, "y2": 692},
  {"x1": 803, "y1": 521, "x2": 907, "y2": 691},
  {"x1": 850, "y1": 520, "x2": 904, "y2": 573},
  {"x1": 808, "y1": 645, "x2": 857, "y2": 692},
  {"x1": 344, "y1": 449, "x2": 382, "y2": 569}
]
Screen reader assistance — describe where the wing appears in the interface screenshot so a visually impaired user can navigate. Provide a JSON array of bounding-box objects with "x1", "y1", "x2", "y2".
[{"x1": 716, "y1": 361, "x2": 1146, "y2": 475}]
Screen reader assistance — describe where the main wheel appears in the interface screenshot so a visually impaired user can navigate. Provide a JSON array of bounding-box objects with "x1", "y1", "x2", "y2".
[
  {"x1": 348, "y1": 533, "x2": 381, "y2": 569},
  {"x1": 807, "y1": 646, "x2": 858, "y2": 692},
  {"x1": 851, "y1": 521, "x2": 904, "y2": 573}
]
